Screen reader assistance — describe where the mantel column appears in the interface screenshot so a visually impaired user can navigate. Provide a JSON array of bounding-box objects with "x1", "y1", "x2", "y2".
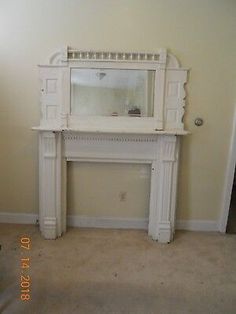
[
  {"x1": 39, "y1": 131, "x2": 66, "y2": 239},
  {"x1": 148, "y1": 135, "x2": 180, "y2": 243}
]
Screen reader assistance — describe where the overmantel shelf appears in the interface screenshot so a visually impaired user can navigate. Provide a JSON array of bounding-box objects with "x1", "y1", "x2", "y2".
[{"x1": 33, "y1": 46, "x2": 189, "y2": 243}]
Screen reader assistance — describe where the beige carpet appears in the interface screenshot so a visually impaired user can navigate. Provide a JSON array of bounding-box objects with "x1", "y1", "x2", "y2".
[{"x1": 0, "y1": 224, "x2": 236, "y2": 314}]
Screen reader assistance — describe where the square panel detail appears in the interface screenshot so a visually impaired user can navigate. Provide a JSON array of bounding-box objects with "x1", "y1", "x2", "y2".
[
  {"x1": 46, "y1": 105, "x2": 57, "y2": 119},
  {"x1": 166, "y1": 109, "x2": 177, "y2": 123},
  {"x1": 167, "y1": 82, "x2": 180, "y2": 97},
  {"x1": 46, "y1": 79, "x2": 57, "y2": 93}
]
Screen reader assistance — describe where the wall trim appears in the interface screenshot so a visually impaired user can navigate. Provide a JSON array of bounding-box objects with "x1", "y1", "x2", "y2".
[
  {"x1": 176, "y1": 219, "x2": 218, "y2": 232},
  {"x1": 67, "y1": 215, "x2": 148, "y2": 229},
  {"x1": 0, "y1": 212, "x2": 38, "y2": 224},
  {"x1": 0, "y1": 212, "x2": 219, "y2": 232}
]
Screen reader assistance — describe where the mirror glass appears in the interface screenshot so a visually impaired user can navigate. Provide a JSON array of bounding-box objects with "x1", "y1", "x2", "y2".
[{"x1": 70, "y1": 68, "x2": 155, "y2": 117}]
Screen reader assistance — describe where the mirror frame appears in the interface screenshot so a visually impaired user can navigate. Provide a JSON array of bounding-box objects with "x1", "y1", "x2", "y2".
[{"x1": 37, "y1": 47, "x2": 188, "y2": 134}]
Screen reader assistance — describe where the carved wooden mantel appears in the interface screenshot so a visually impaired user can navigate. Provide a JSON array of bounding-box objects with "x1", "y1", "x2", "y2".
[{"x1": 33, "y1": 47, "x2": 188, "y2": 243}]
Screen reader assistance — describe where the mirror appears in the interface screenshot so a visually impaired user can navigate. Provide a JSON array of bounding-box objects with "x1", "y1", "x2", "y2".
[{"x1": 70, "y1": 68, "x2": 155, "y2": 117}]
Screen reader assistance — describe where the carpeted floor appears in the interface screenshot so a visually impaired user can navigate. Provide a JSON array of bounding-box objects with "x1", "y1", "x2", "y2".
[{"x1": 0, "y1": 224, "x2": 236, "y2": 314}]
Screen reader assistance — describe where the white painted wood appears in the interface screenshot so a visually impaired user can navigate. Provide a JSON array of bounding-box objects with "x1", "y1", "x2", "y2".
[
  {"x1": 61, "y1": 148, "x2": 67, "y2": 234},
  {"x1": 37, "y1": 46, "x2": 188, "y2": 133},
  {"x1": 70, "y1": 217, "x2": 218, "y2": 232},
  {"x1": 63, "y1": 133, "x2": 160, "y2": 161},
  {"x1": 148, "y1": 159, "x2": 159, "y2": 238},
  {"x1": 155, "y1": 136, "x2": 179, "y2": 242},
  {"x1": 170, "y1": 137, "x2": 180, "y2": 233},
  {"x1": 63, "y1": 132, "x2": 180, "y2": 242},
  {"x1": 0, "y1": 212, "x2": 219, "y2": 232},
  {"x1": 39, "y1": 131, "x2": 66, "y2": 239},
  {"x1": 164, "y1": 70, "x2": 187, "y2": 130},
  {"x1": 59, "y1": 67, "x2": 70, "y2": 128},
  {"x1": 219, "y1": 107, "x2": 236, "y2": 232},
  {"x1": 154, "y1": 67, "x2": 165, "y2": 129},
  {"x1": 0, "y1": 212, "x2": 38, "y2": 224},
  {"x1": 32, "y1": 126, "x2": 188, "y2": 135},
  {"x1": 67, "y1": 216, "x2": 148, "y2": 230},
  {"x1": 67, "y1": 61, "x2": 162, "y2": 132},
  {"x1": 34, "y1": 47, "x2": 189, "y2": 243},
  {"x1": 37, "y1": 131, "x2": 181, "y2": 242},
  {"x1": 64, "y1": 47, "x2": 163, "y2": 64},
  {"x1": 176, "y1": 220, "x2": 218, "y2": 232},
  {"x1": 39, "y1": 67, "x2": 61, "y2": 129}
]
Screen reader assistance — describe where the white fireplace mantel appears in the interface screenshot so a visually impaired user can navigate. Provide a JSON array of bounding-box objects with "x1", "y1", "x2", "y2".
[{"x1": 33, "y1": 47, "x2": 188, "y2": 243}]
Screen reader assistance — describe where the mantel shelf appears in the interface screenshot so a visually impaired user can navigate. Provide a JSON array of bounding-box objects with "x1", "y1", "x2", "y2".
[{"x1": 32, "y1": 126, "x2": 189, "y2": 136}]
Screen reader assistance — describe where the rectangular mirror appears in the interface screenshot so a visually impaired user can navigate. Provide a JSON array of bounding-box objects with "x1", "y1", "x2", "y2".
[{"x1": 70, "y1": 68, "x2": 155, "y2": 117}]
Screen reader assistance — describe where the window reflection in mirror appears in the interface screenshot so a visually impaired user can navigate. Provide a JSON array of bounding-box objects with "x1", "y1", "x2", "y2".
[{"x1": 70, "y1": 68, "x2": 155, "y2": 117}]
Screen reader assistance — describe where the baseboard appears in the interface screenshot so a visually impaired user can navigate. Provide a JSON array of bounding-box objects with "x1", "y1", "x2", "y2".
[
  {"x1": 67, "y1": 215, "x2": 148, "y2": 229},
  {"x1": 0, "y1": 212, "x2": 38, "y2": 224},
  {"x1": 68, "y1": 216, "x2": 219, "y2": 231},
  {"x1": 176, "y1": 219, "x2": 218, "y2": 232},
  {"x1": 0, "y1": 212, "x2": 219, "y2": 232}
]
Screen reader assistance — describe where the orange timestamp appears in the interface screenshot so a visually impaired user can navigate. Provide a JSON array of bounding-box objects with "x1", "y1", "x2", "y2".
[{"x1": 20, "y1": 236, "x2": 31, "y2": 301}]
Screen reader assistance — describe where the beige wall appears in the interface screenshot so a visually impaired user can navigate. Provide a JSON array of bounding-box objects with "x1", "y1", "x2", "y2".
[
  {"x1": 67, "y1": 163, "x2": 150, "y2": 218},
  {"x1": 0, "y1": 0, "x2": 235, "y2": 221}
]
